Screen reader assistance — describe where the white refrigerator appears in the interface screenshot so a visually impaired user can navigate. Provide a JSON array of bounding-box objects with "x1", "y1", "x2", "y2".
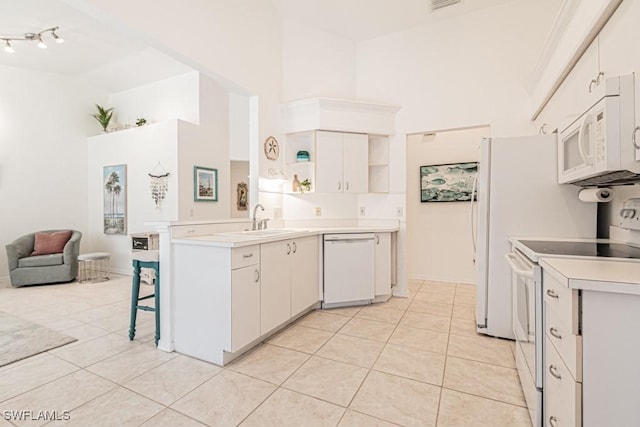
[{"x1": 474, "y1": 135, "x2": 596, "y2": 339}]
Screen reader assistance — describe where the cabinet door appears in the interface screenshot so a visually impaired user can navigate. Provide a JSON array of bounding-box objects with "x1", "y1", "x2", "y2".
[
  {"x1": 291, "y1": 236, "x2": 320, "y2": 316},
  {"x1": 231, "y1": 264, "x2": 261, "y2": 352},
  {"x1": 342, "y1": 133, "x2": 368, "y2": 193},
  {"x1": 374, "y1": 233, "x2": 391, "y2": 296},
  {"x1": 315, "y1": 131, "x2": 344, "y2": 193},
  {"x1": 260, "y1": 240, "x2": 292, "y2": 334}
]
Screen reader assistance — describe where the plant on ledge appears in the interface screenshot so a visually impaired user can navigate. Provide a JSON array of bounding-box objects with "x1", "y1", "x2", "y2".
[{"x1": 91, "y1": 104, "x2": 114, "y2": 132}]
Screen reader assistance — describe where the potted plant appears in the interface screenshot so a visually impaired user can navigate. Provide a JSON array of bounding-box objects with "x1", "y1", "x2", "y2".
[
  {"x1": 300, "y1": 179, "x2": 311, "y2": 193},
  {"x1": 91, "y1": 104, "x2": 114, "y2": 132}
]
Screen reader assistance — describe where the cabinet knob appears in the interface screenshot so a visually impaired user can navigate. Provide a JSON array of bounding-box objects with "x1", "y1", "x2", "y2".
[
  {"x1": 287, "y1": 243, "x2": 291, "y2": 255},
  {"x1": 254, "y1": 269, "x2": 260, "y2": 283},
  {"x1": 546, "y1": 289, "x2": 559, "y2": 299},
  {"x1": 549, "y1": 416, "x2": 558, "y2": 427},
  {"x1": 549, "y1": 327, "x2": 562, "y2": 340},
  {"x1": 346, "y1": 181, "x2": 350, "y2": 191},
  {"x1": 338, "y1": 181, "x2": 342, "y2": 190},
  {"x1": 549, "y1": 364, "x2": 562, "y2": 380},
  {"x1": 292, "y1": 242, "x2": 297, "y2": 253},
  {"x1": 376, "y1": 235, "x2": 380, "y2": 245}
]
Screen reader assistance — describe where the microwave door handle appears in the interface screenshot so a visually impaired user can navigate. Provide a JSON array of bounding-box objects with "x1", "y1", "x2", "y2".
[
  {"x1": 578, "y1": 113, "x2": 595, "y2": 164},
  {"x1": 504, "y1": 253, "x2": 534, "y2": 279}
]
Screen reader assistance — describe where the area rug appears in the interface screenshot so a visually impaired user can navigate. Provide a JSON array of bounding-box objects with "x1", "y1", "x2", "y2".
[{"x1": 0, "y1": 311, "x2": 77, "y2": 367}]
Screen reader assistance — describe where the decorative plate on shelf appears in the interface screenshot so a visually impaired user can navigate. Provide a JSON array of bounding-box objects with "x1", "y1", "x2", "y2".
[{"x1": 264, "y1": 136, "x2": 279, "y2": 160}]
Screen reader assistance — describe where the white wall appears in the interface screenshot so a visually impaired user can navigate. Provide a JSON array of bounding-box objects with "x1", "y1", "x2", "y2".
[
  {"x1": 87, "y1": 121, "x2": 180, "y2": 273},
  {"x1": 0, "y1": 66, "x2": 104, "y2": 279},
  {"x1": 406, "y1": 127, "x2": 489, "y2": 283},
  {"x1": 86, "y1": 72, "x2": 232, "y2": 274},
  {"x1": 229, "y1": 93, "x2": 250, "y2": 161},
  {"x1": 282, "y1": 19, "x2": 357, "y2": 101},
  {"x1": 178, "y1": 74, "x2": 231, "y2": 221},
  {"x1": 353, "y1": 0, "x2": 559, "y2": 286},
  {"x1": 356, "y1": 0, "x2": 560, "y2": 193},
  {"x1": 109, "y1": 71, "x2": 200, "y2": 126}
]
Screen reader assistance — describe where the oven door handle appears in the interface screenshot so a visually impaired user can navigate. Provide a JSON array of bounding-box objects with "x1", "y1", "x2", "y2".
[{"x1": 504, "y1": 253, "x2": 534, "y2": 279}]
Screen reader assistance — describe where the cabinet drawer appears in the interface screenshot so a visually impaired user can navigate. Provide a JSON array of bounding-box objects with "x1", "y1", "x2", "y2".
[
  {"x1": 545, "y1": 336, "x2": 582, "y2": 427},
  {"x1": 545, "y1": 304, "x2": 582, "y2": 382},
  {"x1": 543, "y1": 270, "x2": 579, "y2": 334},
  {"x1": 232, "y1": 246, "x2": 260, "y2": 270}
]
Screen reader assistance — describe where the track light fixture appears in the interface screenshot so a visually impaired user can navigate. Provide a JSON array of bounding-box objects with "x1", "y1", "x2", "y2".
[{"x1": 1, "y1": 26, "x2": 64, "y2": 54}]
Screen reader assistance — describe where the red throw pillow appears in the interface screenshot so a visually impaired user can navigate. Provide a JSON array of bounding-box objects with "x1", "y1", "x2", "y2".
[{"x1": 31, "y1": 231, "x2": 73, "y2": 256}]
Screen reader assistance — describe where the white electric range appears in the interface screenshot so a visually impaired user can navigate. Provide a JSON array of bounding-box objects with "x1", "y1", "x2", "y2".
[{"x1": 506, "y1": 237, "x2": 640, "y2": 427}]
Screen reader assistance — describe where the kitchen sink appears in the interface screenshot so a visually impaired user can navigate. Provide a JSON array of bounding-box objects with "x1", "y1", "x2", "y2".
[{"x1": 217, "y1": 229, "x2": 304, "y2": 238}]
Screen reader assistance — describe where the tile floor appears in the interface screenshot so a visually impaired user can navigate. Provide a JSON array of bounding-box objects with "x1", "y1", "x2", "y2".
[{"x1": 0, "y1": 276, "x2": 531, "y2": 426}]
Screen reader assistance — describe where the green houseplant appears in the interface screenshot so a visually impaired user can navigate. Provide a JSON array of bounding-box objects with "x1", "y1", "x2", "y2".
[{"x1": 91, "y1": 104, "x2": 114, "y2": 132}]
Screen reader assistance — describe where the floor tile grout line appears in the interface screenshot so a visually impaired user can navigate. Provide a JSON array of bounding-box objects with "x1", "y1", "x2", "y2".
[{"x1": 440, "y1": 386, "x2": 529, "y2": 409}]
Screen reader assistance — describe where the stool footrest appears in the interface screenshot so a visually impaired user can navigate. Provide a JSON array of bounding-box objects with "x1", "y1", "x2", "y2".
[
  {"x1": 138, "y1": 294, "x2": 155, "y2": 302},
  {"x1": 136, "y1": 305, "x2": 156, "y2": 312}
]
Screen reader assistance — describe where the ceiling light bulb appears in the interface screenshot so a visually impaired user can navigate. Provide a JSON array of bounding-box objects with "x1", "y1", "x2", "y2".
[
  {"x1": 52, "y1": 32, "x2": 64, "y2": 44},
  {"x1": 4, "y1": 40, "x2": 14, "y2": 53},
  {"x1": 37, "y1": 36, "x2": 47, "y2": 49}
]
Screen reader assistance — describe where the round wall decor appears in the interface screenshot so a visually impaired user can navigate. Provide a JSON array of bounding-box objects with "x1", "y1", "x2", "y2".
[{"x1": 264, "y1": 136, "x2": 279, "y2": 160}]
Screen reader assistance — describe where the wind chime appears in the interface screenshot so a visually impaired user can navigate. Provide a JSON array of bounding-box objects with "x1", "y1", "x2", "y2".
[{"x1": 149, "y1": 163, "x2": 169, "y2": 209}]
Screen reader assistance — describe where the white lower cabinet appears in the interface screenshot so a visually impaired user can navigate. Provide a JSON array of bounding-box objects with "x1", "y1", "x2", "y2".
[
  {"x1": 231, "y1": 264, "x2": 261, "y2": 352},
  {"x1": 374, "y1": 233, "x2": 391, "y2": 298},
  {"x1": 542, "y1": 264, "x2": 640, "y2": 427},
  {"x1": 261, "y1": 236, "x2": 319, "y2": 335},
  {"x1": 291, "y1": 236, "x2": 319, "y2": 316}
]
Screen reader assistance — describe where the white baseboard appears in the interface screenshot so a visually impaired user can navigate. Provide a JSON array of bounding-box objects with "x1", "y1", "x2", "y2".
[{"x1": 408, "y1": 273, "x2": 475, "y2": 286}]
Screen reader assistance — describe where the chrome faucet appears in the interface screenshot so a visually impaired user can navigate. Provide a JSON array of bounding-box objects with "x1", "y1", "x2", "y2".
[{"x1": 252, "y1": 203, "x2": 265, "y2": 230}]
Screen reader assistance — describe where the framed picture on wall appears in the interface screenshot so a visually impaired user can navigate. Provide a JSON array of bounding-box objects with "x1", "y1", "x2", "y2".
[
  {"x1": 194, "y1": 166, "x2": 218, "y2": 202},
  {"x1": 103, "y1": 164, "x2": 127, "y2": 234},
  {"x1": 420, "y1": 162, "x2": 478, "y2": 202}
]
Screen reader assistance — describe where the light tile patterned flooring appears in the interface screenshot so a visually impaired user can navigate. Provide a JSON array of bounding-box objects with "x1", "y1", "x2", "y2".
[{"x1": 0, "y1": 276, "x2": 531, "y2": 426}]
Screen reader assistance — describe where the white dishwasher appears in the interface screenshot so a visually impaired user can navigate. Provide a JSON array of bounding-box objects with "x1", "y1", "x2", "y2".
[{"x1": 323, "y1": 233, "x2": 375, "y2": 308}]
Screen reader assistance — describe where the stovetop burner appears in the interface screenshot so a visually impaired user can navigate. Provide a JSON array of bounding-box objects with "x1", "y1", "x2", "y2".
[{"x1": 519, "y1": 240, "x2": 640, "y2": 259}]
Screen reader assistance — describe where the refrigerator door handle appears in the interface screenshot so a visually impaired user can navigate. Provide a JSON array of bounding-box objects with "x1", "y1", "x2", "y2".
[{"x1": 470, "y1": 172, "x2": 479, "y2": 260}]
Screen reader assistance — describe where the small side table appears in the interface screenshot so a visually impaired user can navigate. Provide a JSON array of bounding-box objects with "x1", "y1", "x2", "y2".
[{"x1": 78, "y1": 252, "x2": 110, "y2": 283}]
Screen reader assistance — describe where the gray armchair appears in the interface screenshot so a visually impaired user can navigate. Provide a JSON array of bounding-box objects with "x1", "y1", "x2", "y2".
[{"x1": 5, "y1": 230, "x2": 82, "y2": 287}]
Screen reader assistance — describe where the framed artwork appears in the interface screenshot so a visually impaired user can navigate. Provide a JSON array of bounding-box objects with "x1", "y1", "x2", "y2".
[
  {"x1": 103, "y1": 164, "x2": 127, "y2": 234},
  {"x1": 236, "y1": 182, "x2": 248, "y2": 211},
  {"x1": 194, "y1": 166, "x2": 218, "y2": 202},
  {"x1": 420, "y1": 162, "x2": 478, "y2": 202}
]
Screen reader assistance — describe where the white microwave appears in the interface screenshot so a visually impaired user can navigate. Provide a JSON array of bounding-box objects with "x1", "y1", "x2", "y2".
[{"x1": 558, "y1": 74, "x2": 640, "y2": 186}]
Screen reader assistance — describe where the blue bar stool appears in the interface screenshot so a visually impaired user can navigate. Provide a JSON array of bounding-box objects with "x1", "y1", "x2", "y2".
[{"x1": 129, "y1": 251, "x2": 160, "y2": 346}]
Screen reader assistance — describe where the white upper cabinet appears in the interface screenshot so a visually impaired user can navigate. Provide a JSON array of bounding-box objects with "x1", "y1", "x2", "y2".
[{"x1": 315, "y1": 131, "x2": 368, "y2": 194}]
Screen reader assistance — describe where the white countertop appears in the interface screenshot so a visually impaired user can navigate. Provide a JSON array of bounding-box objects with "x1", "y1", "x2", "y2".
[
  {"x1": 172, "y1": 225, "x2": 399, "y2": 248},
  {"x1": 540, "y1": 257, "x2": 640, "y2": 296}
]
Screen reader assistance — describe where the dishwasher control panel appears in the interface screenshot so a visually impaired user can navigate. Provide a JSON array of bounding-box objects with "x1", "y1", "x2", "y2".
[{"x1": 619, "y1": 198, "x2": 640, "y2": 231}]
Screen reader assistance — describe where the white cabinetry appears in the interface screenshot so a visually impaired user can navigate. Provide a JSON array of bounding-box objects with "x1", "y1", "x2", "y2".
[
  {"x1": 541, "y1": 259, "x2": 640, "y2": 427},
  {"x1": 316, "y1": 131, "x2": 368, "y2": 193},
  {"x1": 286, "y1": 130, "x2": 390, "y2": 194},
  {"x1": 231, "y1": 264, "x2": 261, "y2": 351},
  {"x1": 291, "y1": 236, "x2": 320, "y2": 316},
  {"x1": 261, "y1": 236, "x2": 319, "y2": 334},
  {"x1": 373, "y1": 233, "x2": 392, "y2": 300},
  {"x1": 173, "y1": 244, "x2": 261, "y2": 365},
  {"x1": 542, "y1": 269, "x2": 582, "y2": 427},
  {"x1": 260, "y1": 240, "x2": 292, "y2": 334}
]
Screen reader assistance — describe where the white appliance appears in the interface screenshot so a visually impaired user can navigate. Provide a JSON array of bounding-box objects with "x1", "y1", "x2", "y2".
[
  {"x1": 506, "y1": 238, "x2": 640, "y2": 427},
  {"x1": 558, "y1": 73, "x2": 638, "y2": 186},
  {"x1": 323, "y1": 233, "x2": 374, "y2": 308},
  {"x1": 473, "y1": 135, "x2": 596, "y2": 340},
  {"x1": 505, "y1": 249, "x2": 543, "y2": 427}
]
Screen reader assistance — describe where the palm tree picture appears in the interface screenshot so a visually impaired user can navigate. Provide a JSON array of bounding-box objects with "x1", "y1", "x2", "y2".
[{"x1": 103, "y1": 165, "x2": 127, "y2": 234}]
